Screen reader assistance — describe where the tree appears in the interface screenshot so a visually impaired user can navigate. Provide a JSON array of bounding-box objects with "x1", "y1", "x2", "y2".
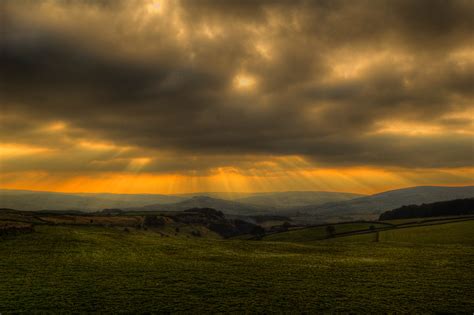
[
  {"x1": 143, "y1": 215, "x2": 166, "y2": 227},
  {"x1": 282, "y1": 221, "x2": 291, "y2": 231},
  {"x1": 251, "y1": 226, "x2": 265, "y2": 237}
]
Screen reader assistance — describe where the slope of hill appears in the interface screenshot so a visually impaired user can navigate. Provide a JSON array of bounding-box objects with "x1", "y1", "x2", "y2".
[
  {"x1": 134, "y1": 196, "x2": 273, "y2": 215},
  {"x1": 3, "y1": 186, "x2": 473, "y2": 217},
  {"x1": 1, "y1": 219, "x2": 473, "y2": 313},
  {"x1": 236, "y1": 191, "x2": 364, "y2": 209},
  {"x1": 173, "y1": 192, "x2": 258, "y2": 200},
  {"x1": 332, "y1": 219, "x2": 474, "y2": 245},
  {"x1": 291, "y1": 186, "x2": 474, "y2": 218},
  {"x1": 0, "y1": 189, "x2": 185, "y2": 211},
  {"x1": 379, "y1": 198, "x2": 474, "y2": 220},
  {"x1": 262, "y1": 222, "x2": 390, "y2": 242}
]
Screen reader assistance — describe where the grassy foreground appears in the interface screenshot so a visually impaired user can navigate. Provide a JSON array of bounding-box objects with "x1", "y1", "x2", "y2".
[{"x1": 1, "y1": 223, "x2": 473, "y2": 313}]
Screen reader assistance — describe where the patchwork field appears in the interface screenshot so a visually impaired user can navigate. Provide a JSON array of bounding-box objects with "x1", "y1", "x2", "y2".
[
  {"x1": 1, "y1": 219, "x2": 473, "y2": 313},
  {"x1": 333, "y1": 220, "x2": 474, "y2": 245},
  {"x1": 262, "y1": 222, "x2": 391, "y2": 242}
]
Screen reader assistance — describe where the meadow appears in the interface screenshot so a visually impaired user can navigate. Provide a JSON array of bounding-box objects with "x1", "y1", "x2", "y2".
[
  {"x1": 262, "y1": 222, "x2": 391, "y2": 242},
  {"x1": 1, "y1": 220, "x2": 473, "y2": 313}
]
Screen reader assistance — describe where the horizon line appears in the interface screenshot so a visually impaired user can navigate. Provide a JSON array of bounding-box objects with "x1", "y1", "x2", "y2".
[{"x1": 1, "y1": 184, "x2": 473, "y2": 197}]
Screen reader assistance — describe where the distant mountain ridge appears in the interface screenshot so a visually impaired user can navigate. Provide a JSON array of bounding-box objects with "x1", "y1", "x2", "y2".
[
  {"x1": 290, "y1": 186, "x2": 474, "y2": 218},
  {"x1": 131, "y1": 196, "x2": 273, "y2": 215},
  {"x1": 1, "y1": 187, "x2": 473, "y2": 220},
  {"x1": 0, "y1": 189, "x2": 364, "y2": 212},
  {"x1": 236, "y1": 191, "x2": 364, "y2": 208},
  {"x1": 173, "y1": 192, "x2": 258, "y2": 200},
  {"x1": 0, "y1": 189, "x2": 185, "y2": 211}
]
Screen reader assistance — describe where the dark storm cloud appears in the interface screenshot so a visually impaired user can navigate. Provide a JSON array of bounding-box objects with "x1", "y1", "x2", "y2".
[{"x1": 1, "y1": 0, "x2": 473, "y2": 172}]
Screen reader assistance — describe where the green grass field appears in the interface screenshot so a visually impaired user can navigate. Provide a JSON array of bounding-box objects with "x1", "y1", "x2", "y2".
[
  {"x1": 329, "y1": 219, "x2": 474, "y2": 244},
  {"x1": 1, "y1": 221, "x2": 473, "y2": 313},
  {"x1": 372, "y1": 220, "x2": 474, "y2": 245},
  {"x1": 262, "y1": 222, "x2": 391, "y2": 242},
  {"x1": 382, "y1": 215, "x2": 474, "y2": 226}
]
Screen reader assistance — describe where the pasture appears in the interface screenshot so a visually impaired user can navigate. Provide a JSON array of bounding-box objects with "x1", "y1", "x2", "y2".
[
  {"x1": 1, "y1": 220, "x2": 473, "y2": 313},
  {"x1": 261, "y1": 222, "x2": 391, "y2": 242}
]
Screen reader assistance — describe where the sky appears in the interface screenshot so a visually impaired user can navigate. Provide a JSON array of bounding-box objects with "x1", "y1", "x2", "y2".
[{"x1": 1, "y1": 0, "x2": 473, "y2": 195}]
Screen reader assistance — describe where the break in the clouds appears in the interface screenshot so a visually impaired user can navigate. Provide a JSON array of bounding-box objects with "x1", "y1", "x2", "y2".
[{"x1": 0, "y1": 0, "x2": 473, "y2": 192}]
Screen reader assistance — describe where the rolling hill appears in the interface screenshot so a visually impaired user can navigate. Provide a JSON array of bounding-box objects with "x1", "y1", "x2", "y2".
[
  {"x1": 0, "y1": 189, "x2": 185, "y2": 211},
  {"x1": 236, "y1": 191, "x2": 364, "y2": 209},
  {"x1": 2, "y1": 186, "x2": 473, "y2": 220},
  {"x1": 291, "y1": 186, "x2": 474, "y2": 219},
  {"x1": 132, "y1": 196, "x2": 274, "y2": 215},
  {"x1": 173, "y1": 192, "x2": 258, "y2": 200}
]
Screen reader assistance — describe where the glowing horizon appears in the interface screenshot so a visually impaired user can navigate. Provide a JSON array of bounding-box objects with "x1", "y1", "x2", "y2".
[{"x1": 1, "y1": 167, "x2": 473, "y2": 196}]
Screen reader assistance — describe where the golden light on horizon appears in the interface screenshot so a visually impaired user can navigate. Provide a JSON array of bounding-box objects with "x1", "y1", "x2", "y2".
[{"x1": 1, "y1": 166, "x2": 473, "y2": 196}]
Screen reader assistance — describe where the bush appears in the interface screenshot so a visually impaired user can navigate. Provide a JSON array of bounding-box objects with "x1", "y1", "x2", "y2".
[
  {"x1": 326, "y1": 225, "x2": 336, "y2": 238},
  {"x1": 281, "y1": 221, "x2": 291, "y2": 231},
  {"x1": 250, "y1": 226, "x2": 265, "y2": 237},
  {"x1": 143, "y1": 215, "x2": 166, "y2": 227}
]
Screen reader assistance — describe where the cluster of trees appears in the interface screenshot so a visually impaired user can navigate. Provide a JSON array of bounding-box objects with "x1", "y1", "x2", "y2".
[
  {"x1": 142, "y1": 209, "x2": 266, "y2": 238},
  {"x1": 379, "y1": 198, "x2": 474, "y2": 220},
  {"x1": 143, "y1": 215, "x2": 168, "y2": 227}
]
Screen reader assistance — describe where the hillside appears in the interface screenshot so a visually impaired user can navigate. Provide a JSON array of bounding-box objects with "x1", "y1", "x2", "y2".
[
  {"x1": 379, "y1": 198, "x2": 474, "y2": 220},
  {"x1": 291, "y1": 186, "x2": 474, "y2": 218},
  {"x1": 173, "y1": 192, "x2": 258, "y2": 200},
  {"x1": 236, "y1": 191, "x2": 364, "y2": 209},
  {"x1": 2, "y1": 186, "x2": 473, "y2": 219},
  {"x1": 1, "y1": 219, "x2": 473, "y2": 312},
  {"x1": 262, "y1": 222, "x2": 391, "y2": 242},
  {"x1": 134, "y1": 196, "x2": 274, "y2": 215},
  {"x1": 0, "y1": 189, "x2": 185, "y2": 211},
  {"x1": 0, "y1": 207, "x2": 260, "y2": 239}
]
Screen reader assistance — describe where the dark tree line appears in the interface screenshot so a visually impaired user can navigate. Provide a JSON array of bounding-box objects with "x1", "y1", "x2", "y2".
[{"x1": 379, "y1": 198, "x2": 474, "y2": 220}]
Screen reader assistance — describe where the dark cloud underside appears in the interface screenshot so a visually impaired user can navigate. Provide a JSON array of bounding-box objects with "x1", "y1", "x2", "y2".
[{"x1": 1, "y1": 0, "x2": 473, "y2": 174}]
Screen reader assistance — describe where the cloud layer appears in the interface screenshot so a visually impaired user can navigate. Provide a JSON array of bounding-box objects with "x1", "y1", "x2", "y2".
[{"x1": 1, "y1": 0, "x2": 473, "y2": 184}]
